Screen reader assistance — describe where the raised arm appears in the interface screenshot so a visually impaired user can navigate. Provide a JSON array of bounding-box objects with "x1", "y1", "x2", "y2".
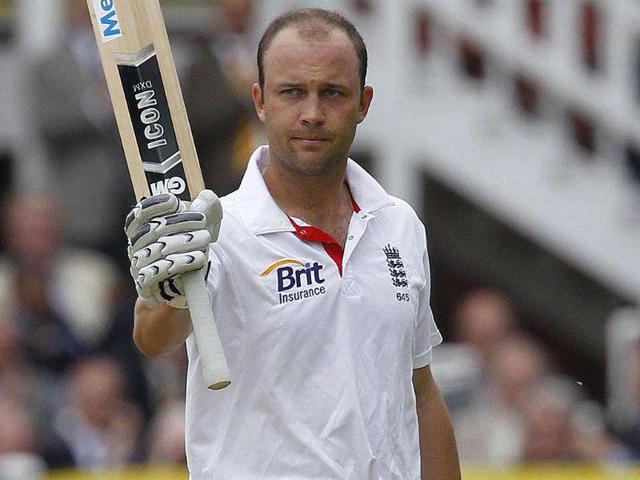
[
  {"x1": 133, "y1": 300, "x2": 192, "y2": 356},
  {"x1": 124, "y1": 191, "x2": 222, "y2": 357}
]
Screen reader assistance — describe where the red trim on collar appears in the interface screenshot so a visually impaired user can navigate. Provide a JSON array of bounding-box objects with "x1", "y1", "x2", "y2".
[
  {"x1": 285, "y1": 184, "x2": 360, "y2": 276},
  {"x1": 288, "y1": 217, "x2": 344, "y2": 275},
  {"x1": 347, "y1": 185, "x2": 361, "y2": 213}
]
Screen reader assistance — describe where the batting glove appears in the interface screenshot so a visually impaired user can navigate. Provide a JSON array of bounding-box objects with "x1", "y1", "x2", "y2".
[{"x1": 124, "y1": 190, "x2": 222, "y2": 309}]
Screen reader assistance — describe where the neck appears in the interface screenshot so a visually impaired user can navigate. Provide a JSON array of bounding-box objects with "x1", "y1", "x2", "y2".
[{"x1": 263, "y1": 154, "x2": 351, "y2": 225}]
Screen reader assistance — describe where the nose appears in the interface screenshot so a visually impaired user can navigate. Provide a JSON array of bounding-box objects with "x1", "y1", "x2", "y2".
[{"x1": 300, "y1": 95, "x2": 325, "y2": 127}]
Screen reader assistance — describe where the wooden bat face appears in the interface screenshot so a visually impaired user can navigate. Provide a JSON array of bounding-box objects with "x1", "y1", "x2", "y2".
[{"x1": 87, "y1": 0, "x2": 204, "y2": 202}]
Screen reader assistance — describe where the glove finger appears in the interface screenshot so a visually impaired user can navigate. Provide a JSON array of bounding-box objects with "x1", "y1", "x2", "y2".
[
  {"x1": 136, "y1": 259, "x2": 174, "y2": 298},
  {"x1": 130, "y1": 242, "x2": 164, "y2": 272},
  {"x1": 131, "y1": 231, "x2": 210, "y2": 271},
  {"x1": 129, "y1": 212, "x2": 206, "y2": 251},
  {"x1": 136, "y1": 252, "x2": 206, "y2": 298},
  {"x1": 165, "y1": 251, "x2": 207, "y2": 276},
  {"x1": 190, "y1": 190, "x2": 223, "y2": 238},
  {"x1": 125, "y1": 194, "x2": 181, "y2": 238},
  {"x1": 157, "y1": 212, "x2": 208, "y2": 238},
  {"x1": 159, "y1": 231, "x2": 211, "y2": 256}
]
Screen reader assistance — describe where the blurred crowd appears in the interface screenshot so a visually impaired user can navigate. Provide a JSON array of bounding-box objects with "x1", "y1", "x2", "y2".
[
  {"x1": 434, "y1": 289, "x2": 640, "y2": 467},
  {"x1": 0, "y1": 0, "x2": 260, "y2": 475},
  {"x1": 0, "y1": 0, "x2": 639, "y2": 476}
]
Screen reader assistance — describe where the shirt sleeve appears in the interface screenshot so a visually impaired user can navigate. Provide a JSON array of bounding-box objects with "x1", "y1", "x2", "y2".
[{"x1": 413, "y1": 240, "x2": 443, "y2": 369}]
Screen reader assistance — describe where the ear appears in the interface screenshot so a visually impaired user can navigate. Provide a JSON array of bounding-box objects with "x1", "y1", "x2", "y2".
[
  {"x1": 252, "y1": 83, "x2": 266, "y2": 123},
  {"x1": 356, "y1": 85, "x2": 374, "y2": 124}
]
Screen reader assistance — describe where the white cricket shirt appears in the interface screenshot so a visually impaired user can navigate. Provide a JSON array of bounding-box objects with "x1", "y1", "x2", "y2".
[{"x1": 186, "y1": 146, "x2": 442, "y2": 479}]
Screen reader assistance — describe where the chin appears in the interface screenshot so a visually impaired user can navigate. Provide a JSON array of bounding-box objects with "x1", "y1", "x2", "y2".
[{"x1": 294, "y1": 151, "x2": 342, "y2": 176}]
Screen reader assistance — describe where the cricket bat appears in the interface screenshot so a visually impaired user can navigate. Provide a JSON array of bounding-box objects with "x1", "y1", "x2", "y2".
[{"x1": 85, "y1": 0, "x2": 230, "y2": 390}]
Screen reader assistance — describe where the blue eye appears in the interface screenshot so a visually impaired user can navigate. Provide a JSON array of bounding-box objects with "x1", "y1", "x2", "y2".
[
  {"x1": 281, "y1": 88, "x2": 301, "y2": 96},
  {"x1": 324, "y1": 89, "x2": 341, "y2": 97}
]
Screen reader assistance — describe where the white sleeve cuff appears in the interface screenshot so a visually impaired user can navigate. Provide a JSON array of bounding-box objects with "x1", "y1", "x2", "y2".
[{"x1": 413, "y1": 330, "x2": 443, "y2": 369}]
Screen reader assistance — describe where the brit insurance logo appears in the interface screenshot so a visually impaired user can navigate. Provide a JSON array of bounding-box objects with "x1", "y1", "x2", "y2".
[{"x1": 260, "y1": 258, "x2": 327, "y2": 305}]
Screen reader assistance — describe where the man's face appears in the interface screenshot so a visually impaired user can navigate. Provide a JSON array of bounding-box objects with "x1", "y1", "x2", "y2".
[{"x1": 252, "y1": 26, "x2": 373, "y2": 177}]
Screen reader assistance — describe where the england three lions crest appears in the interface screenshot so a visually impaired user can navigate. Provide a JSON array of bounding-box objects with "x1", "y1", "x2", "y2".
[{"x1": 383, "y1": 244, "x2": 408, "y2": 288}]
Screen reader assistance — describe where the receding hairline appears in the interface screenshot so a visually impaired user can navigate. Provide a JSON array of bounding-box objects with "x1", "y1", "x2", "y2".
[
  {"x1": 265, "y1": 22, "x2": 358, "y2": 59},
  {"x1": 261, "y1": 23, "x2": 361, "y2": 82},
  {"x1": 257, "y1": 8, "x2": 368, "y2": 91}
]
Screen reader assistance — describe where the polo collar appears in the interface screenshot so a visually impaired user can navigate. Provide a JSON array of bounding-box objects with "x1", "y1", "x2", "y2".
[{"x1": 236, "y1": 146, "x2": 395, "y2": 235}]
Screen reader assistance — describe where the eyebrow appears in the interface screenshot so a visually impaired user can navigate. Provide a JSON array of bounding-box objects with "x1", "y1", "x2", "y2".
[
  {"x1": 275, "y1": 81, "x2": 351, "y2": 90},
  {"x1": 277, "y1": 83, "x2": 303, "y2": 88}
]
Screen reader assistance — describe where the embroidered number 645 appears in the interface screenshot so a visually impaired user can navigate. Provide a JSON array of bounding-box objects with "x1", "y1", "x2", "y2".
[{"x1": 396, "y1": 292, "x2": 410, "y2": 302}]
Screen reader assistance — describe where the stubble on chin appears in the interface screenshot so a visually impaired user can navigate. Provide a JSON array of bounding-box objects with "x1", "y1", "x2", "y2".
[{"x1": 267, "y1": 139, "x2": 335, "y2": 177}]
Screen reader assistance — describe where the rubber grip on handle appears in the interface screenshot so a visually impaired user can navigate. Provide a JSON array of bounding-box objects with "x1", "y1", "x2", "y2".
[{"x1": 182, "y1": 268, "x2": 231, "y2": 390}]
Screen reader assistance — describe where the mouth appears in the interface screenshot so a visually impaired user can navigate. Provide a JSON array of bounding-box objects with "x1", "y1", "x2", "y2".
[{"x1": 291, "y1": 137, "x2": 331, "y2": 147}]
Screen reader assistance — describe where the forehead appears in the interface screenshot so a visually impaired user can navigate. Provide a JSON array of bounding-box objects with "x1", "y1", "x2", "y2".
[{"x1": 263, "y1": 26, "x2": 360, "y2": 84}]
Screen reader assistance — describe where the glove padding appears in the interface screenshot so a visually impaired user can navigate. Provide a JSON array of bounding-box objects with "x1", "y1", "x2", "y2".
[{"x1": 124, "y1": 190, "x2": 222, "y2": 309}]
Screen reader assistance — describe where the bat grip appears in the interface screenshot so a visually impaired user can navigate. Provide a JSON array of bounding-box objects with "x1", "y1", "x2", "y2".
[{"x1": 182, "y1": 268, "x2": 231, "y2": 390}]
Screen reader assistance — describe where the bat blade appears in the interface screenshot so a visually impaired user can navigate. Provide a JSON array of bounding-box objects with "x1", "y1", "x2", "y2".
[{"x1": 86, "y1": 0, "x2": 230, "y2": 390}]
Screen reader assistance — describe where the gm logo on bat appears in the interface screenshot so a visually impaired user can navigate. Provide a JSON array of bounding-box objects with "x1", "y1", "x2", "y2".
[
  {"x1": 92, "y1": 0, "x2": 122, "y2": 43},
  {"x1": 260, "y1": 259, "x2": 327, "y2": 305},
  {"x1": 150, "y1": 177, "x2": 186, "y2": 196}
]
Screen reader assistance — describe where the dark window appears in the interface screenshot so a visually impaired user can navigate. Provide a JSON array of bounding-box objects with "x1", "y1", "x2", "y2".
[
  {"x1": 625, "y1": 144, "x2": 640, "y2": 183},
  {"x1": 526, "y1": 0, "x2": 546, "y2": 39},
  {"x1": 567, "y1": 109, "x2": 596, "y2": 155},
  {"x1": 351, "y1": 0, "x2": 374, "y2": 15},
  {"x1": 514, "y1": 73, "x2": 540, "y2": 117},
  {"x1": 581, "y1": 1, "x2": 602, "y2": 72},
  {"x1": 458, "y1": 38, "x2": 486, "y2": 81},
  {"x1": 635, "y1": 37, "x2": 640, "y2": 104},
  {"x1": 414, "y1": 7, "x2": 432, "y2": 58},
  {"x1": 0, "y1": 149, "x2": 14, "y2": 253}
]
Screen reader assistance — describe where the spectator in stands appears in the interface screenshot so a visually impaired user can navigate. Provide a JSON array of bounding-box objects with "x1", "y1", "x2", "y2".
[
  {"x1": 0, "y1": 191, "x2": 122, "y2": 353},
  {"x1": 519, "y1": 376, "x2": 636, "y2": 464},
  {"x1": 26, "y1": 0, "x2": 133, "y2": 263},
  {"x1": 146, "y1": 399, "x2": 187, "y2": 465},
  {"x1": 518, "y1": 376, "x2": 584, "y2": 463},
  {"x1": 0, "y1": 311, "x2": 58, "y2": 418},
  {"x1": 433, "y1": 288, "x2": 518, "y2": 417},
  {"x1": 453, "y1": 333, "x2": 551, "y2": 466},
  {"x1": 13, "y1": 262, "x2": 84, "y2": 375},
  {"x1": 453, "y1": 288, "x2": 518, "y2": 361},
  {"x1": 54, "y1": 356, "x2": 145, "y2": 469},
  {"x1": 572, "y1": 398, "x2": 638, "y2": 464},
  {"x1": 0, "y1": 315, "x2": 74, "y2": 469},
  {"x1": 0, "y1": 396, "x2": 41, "y2": 459},
  {"x1": 144, "y1": 344, "x2": 188, "y2": 406},
  {"x1": 616, "y1": 339, "x2": 640, "y2": 455},
  {"x1": 0, "y1": 396, "x2": 48, "y2": 478},
  {"x1": 0, "y1": 312, "x2": 45, "y2": 403},
  {"x1": 174, "y1": 0, "x2": 263, "y2": 195}
]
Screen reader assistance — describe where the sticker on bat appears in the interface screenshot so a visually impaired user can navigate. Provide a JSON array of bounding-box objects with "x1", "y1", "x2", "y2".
[
  {"x1": 118, "y1": 50, "x2": 190, "y2": 201},
  {"x1": 92, "y1": 0, "x2": 122, "y2": 43},
  {"x1": 150, "y1": 177, "x2": 187, "y2": 196}
]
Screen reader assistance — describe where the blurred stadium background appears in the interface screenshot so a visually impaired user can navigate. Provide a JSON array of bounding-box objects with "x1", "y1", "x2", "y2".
[{"x1": 0, "y1": 0, "x2": 639, "y2": 478}]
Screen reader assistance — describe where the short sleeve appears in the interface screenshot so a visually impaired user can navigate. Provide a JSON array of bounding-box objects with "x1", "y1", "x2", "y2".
[{"x1": 413, "y1": 245, "x2": 443, "y2": 369}]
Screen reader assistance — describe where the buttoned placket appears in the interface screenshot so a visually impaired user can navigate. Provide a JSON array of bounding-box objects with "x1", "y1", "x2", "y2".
[{"x1": 340, "y1": 210, "x2": 373, "y2": 296}]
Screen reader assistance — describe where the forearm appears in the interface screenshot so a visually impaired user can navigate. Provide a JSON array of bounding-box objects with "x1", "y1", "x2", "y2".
[
  {"x1": 416, "y1": 372, "x2": 461, "y2": 480},
  {"x1": 133, "y1": 299, "x2": 193, "y2": 356}
]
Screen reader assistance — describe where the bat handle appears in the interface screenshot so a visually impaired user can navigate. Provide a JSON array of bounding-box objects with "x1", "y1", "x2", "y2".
[{"x1": 182, "y1": 268, "x2": 231, "y2": 390}]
